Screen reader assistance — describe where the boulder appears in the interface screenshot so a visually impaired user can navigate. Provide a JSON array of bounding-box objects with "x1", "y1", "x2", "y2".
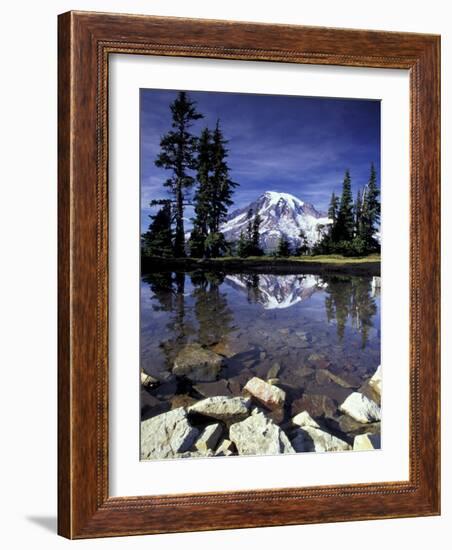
[
  {"x1": 243, "y1": 377, "x2": 286, "y2": 410},
  {"x1": 170, "y1": 394, "x2": 197, "y2": 410},
  {"x1": 291, "y1": 393, "x2": 337, "y2": 419},
  {"x1": 173, "y1": 343, "x2": 223, "y2": 382},
  {"x1": 229, "y1": 412, "x2": 295, "y2": 456},
  {"x1": 266, "y1": 362, "x2": 281, "y2": 380},
  {"x1": 195, "y1": 423, "x2": 223, "y2": 454},
  {"x1": 353, "y1": 433, "x2": 381, "y2": 450},
  {"x1": 188, "y1": 396, "x2": 251, "y2": 422},
  {"x1": 141, "y1": 407, "x2": 199, "y2": 460},
  {"x1": 291, "y1": 426, "x2": 351, "y2": 453},
  {"x1": 358, "y1": 379, "x2": 381, "y2": 406},
  {"x1": 292, "y1": 410, "x2": 320, "y2": 429},
  {"x1": 339, "y1": 392, "x2": 381, "y2": 423},
  {"x1": 368, "y1": 365, "x2": 382, "y2": 397}
]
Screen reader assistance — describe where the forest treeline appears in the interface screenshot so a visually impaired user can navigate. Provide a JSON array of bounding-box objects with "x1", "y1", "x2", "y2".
[{"x1": 141, "y1": 91, "x2": 381, "y2": 260}]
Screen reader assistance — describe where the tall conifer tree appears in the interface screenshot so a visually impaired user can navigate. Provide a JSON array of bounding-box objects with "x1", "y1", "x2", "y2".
[
  {"x1": 336, "y1": 170, "x2": 354, "y2": 241},
  {"x1": 155, "y1": 92, "x2": 203, "y2": 257}
]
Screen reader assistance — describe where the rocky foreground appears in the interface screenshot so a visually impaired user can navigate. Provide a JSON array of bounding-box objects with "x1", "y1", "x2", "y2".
[{"x1": 140, "y1": 345, "x2": 382, "y2": 460}]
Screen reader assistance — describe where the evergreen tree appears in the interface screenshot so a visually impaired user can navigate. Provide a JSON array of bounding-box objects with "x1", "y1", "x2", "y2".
[
  {"x1": 155, "y1": 92, "x2": 203, "y2": 257},
  {"x1": 328, "y1": 191, "x2": 339, "y2": 225},
  {"x1": 296, "y1": 228, "x2": 309, "y2": 255},
  {"x1": 189, "y1": 127, "x2": 212, "y2": 257},
  {"x1": 335, "y1": 170, "x2": 354, "y2": 241},
  {"x1": 190, "y1": 120, "x2": 238, "y2": 257},
  {"x1": 276, "y1": 234, "x2": 291, "y2": 257},
  {"x1": 360, "y1": 163, "x2": 380, "y2": 250},
  {"x1": 354, "y1": 188, "x2": 363, "y2": 238},
  {"x1": 251, "y1": 213, "x2": 264, "y2": 256},
  {"x1": 208, "y1": 120, "x2": 238, "y2": 234},
  {"x1": 237, "y1": 231, "x2": 248, "y2": 258},
  {"x1": 141, "y1": 202, "x2": 173, "y2": 258}
]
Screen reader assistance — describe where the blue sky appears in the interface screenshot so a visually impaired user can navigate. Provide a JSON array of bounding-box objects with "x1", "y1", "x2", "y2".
[{"x1": 140, "y1": 89, "x2": 380, "y2": 233}]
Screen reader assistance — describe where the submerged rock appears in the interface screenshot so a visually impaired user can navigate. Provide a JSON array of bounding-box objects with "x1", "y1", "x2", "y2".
[
  {"x1": 173, "y1": 343, "x2": 223, "y2": 382},
  {"x1": 195, "y1": 423, "x2": 223, "y2": 454},
  {"x1": 291, "y1": 426, "x2": 351, "y2": 453},
  {"x1": 243, "y1": 376, "x2": 286, "y2": 410},
  {"x1": 188, "y1": 396, "x2": 251, "y2": 422},
  {"x1": 229, "y1": 412, "x2": 295, "y2": 456},
  {"x1": 194, "y1": 379, "x2": 231, "y2": 398},
  {"x1": 339, "y1": 392, "x2": 381, "y2": 423},
  {"x1": 316, "y1": 369, "x2": 361, "y2": 389},
  {"x1": 353, "y1": 433, "x2": 381, "y2": 450},
  {"x1": 291, "y1": 393, "x2": 337, "y2": 419},
  {"x1": 141, "y1": 407, "x2": 199, "y2": 460}
]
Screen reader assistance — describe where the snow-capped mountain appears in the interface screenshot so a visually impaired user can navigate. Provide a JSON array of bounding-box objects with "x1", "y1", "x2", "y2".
[
  {"x1": 225, "y1": 273, "x2": 327, "y2": 310},
  {"x1": 220, "y1": 191, "x2": 331, "y2": 252}
]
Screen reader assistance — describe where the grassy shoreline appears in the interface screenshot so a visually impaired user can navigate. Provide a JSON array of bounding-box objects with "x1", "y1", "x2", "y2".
[{"x1": 142, "y1": 254, "x2": 381, "y2": 276}]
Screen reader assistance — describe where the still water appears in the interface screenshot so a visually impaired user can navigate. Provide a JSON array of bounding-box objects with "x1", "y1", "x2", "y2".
[{"x1": 140, "y1": 269, "x2": 380, "y2": 441}]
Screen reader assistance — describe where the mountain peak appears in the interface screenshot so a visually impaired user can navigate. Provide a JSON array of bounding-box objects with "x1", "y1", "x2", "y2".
[{"x1": 221, "y1": 190, "x2": 331, "y2": 252}]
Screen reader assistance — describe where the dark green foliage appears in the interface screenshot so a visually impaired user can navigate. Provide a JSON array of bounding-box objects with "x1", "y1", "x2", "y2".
[
  {"x1": 335, "y1": 170, "x2": 354, "y2": 241},
  {"x1": 234, "y1": 209, "x2": 264, "y2": 257},
  {"x1": 295, "y1": 228, "x2": 310, "y2": 255},
  {"x1": 316, "y1": 165, "x2": 380, "y2": 257},
  {"x1": 190, "y1": 120, "x2": 238, "y2": 257},
  {"x1": 155, "y1": 91, "x2": 203, "y2": 256},
  {"x1": 276, "y1": 234, "x2": 292, "y2": 257},
  {"x1": 141, "y1": 202, "x2": 173, "y2": 258}
]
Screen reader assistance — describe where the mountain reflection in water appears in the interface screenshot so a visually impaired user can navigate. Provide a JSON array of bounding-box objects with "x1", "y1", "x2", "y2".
[{"x1": 141, "y1": 271, "x2": 380, "y2": 389}]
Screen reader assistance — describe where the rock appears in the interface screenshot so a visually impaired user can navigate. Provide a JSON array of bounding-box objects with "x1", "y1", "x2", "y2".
[
  {"x1": 194, "y1": 379, "x2": 232, "y2": 398},
  {"x1": 173, "y1": 343, "x2": 223, "y2": 382},
  {"x1": 368, "y1": 365, "x2": 382, "y2": 397},
  {"x1": 339, "y1": 392, "x2": 381, "y2": 423},
  {"x1": 211, "y1": 339, "x2": 241, "y2": 358},
  {"x1": 267, "y1": 363, "x2": 281, "y2": 380},
  {"x1": 296, "y1": 366, "x2": 315, "y2": 378},
  {"x1": 229, "y1": 412, "x2": 295, "y2": 456},
  {"x1": 243, "y1": 377, "x2": 286, "y2": 410},
  {"x1": 178, "y1": 449, "x2": 214, "y2": 458},
  {"x1": 141, "y1": 407, "x2": 199, "y2": 460},
  {"x1": 292, "y1": 426, "x2": 351, "y2": 452},
  {"x1": 291, "y1": 393, "x2": 337, "y2": 419},
  {"x1": 195, "y1": 423, "x2": 223, "y2": 453},
  {"x1": 188, "y1": 396, "x2": 251, "y2": 422},
  {"x1": 292, "y1": 410, "x2": 320, "y2": 429},
  {"x1": 140, "y1": 369, "x2": 159, "y2": 388},
  {"x1": 215, "y1": 439, "x2": 235, "y2": 456},
  {"x1": 337, "y1": 414, "x2": 381, "y2": 436},
  {"x1": 353, "y1": 433, "x2": 381, "y2": 450},
  {"x1": 359, "y1": 379, "x2": 381, "y2": 406},
  {"x1": 267, "y1": 378, "x2": 281, "y2": 386}
]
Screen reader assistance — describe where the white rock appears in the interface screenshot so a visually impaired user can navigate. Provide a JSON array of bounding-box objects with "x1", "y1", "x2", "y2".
[
  {"x1": 292, "y1": 426, "x2": 351, "y2": 452},
  {"x1": 141, "y1": 407, "x2": 199, "y2": 460},
  {"x1": 353, "y1": 433, "x2": 381, "y2": 450},
  {"x1": 189, "y1": 396, "x2": 251, "y2": 422},
  {"x1": 140, "y1": 369, "x2": 158, "y2": 387},
  {"x1": 215, "y1": 439, "x2": 235, "y2": 456},
  {"x1": 339, "y1": 392, "x2": 381, "y2": 423},
  {"x1": 229, "y1": 412, "x2": 295, "y2": 455},
  {"x1": 292, "y1": 410, "x2": 320, "y2": 429},
  {"x1": 195, "y1": 423, "x2": 223, "y2": 453},
  {"x1": 243, "y1": 376, "x2": 286, "y2": 410},
  {"x1": 368, "y1": 365, "x2": 382, "y2": 397}
]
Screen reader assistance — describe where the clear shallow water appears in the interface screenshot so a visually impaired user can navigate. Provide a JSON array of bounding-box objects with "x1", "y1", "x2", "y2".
[{"x1": 140, "y1": 269, "x2": 381, "y2": 438}]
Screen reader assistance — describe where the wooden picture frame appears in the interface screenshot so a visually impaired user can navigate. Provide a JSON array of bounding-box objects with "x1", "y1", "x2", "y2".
[{"x1": 58, "y1": 11, "x2": 440, "y2": 539}]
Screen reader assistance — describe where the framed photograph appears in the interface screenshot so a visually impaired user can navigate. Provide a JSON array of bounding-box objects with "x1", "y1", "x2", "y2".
[{"x1": 58, "y1": 11, "x2": 440, "y2": 538}]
